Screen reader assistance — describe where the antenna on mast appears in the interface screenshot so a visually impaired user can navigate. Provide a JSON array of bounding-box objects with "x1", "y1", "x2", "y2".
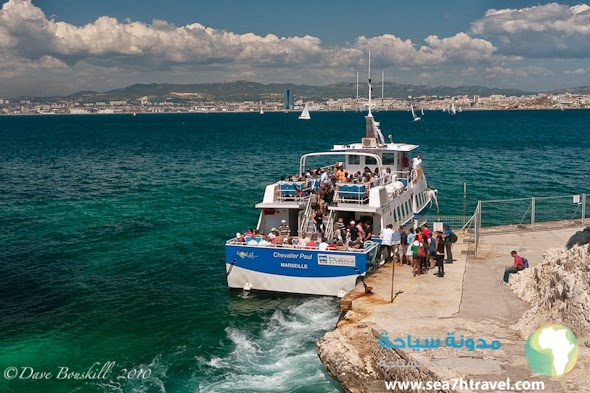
[
  {"x1": 381, "y1": 71, "x2": 385, "y2": 101},
  {"x1": 356, "y1": 72, "x2": 359, "y2": 101},
  {"x1": 367, "y1": 51, "x2": 372, "y2": 117}
]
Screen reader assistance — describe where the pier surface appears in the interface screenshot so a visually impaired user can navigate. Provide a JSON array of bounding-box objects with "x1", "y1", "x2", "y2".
[{"x1": 318, "y1": 225, "x2": 590, "y2": 392}]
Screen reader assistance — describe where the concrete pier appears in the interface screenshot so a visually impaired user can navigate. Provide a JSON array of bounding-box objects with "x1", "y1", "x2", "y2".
[{"x1": 318, "y1": 226, "x2": 590, "y2": 392}]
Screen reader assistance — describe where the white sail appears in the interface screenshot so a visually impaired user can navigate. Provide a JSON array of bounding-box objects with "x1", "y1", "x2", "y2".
[
  {"x1": 259, "y1": 107, "x2": 264, "y2": 115},
  {"x1": 450, "y1": 101, "x2": 457, "y2": 115},
  {"x1": 410, "y1": 104, "x2": 421, "y2": 122},
  {"x1": 298, "y1": 103, "x2": 311, "y2": 120},
  {"x1": 421, "y1": 107, "x2": 424, "y2": 116}
]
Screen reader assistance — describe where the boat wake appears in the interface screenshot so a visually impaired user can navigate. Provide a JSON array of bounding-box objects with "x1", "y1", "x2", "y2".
[{"x1": 196, "y1": 297, "x2": 341, "y2": 392}]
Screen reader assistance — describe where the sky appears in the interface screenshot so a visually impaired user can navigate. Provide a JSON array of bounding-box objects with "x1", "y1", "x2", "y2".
[{"x1": 1, "y1": 0, "x2": 590, "y2": 96}]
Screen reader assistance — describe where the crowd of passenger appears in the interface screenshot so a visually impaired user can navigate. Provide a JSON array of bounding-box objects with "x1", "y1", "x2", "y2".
[
  {"x1": 233, "y1": 216, "x2": 457, "y2": 276},
  {"x1": 380, "y1": 223, "x2": 455, "y2": 278},
  {"x1": 235, "y1": 217, "x2": 376, "y2": 252},
  {"x1": 277, "y1": 162, "x2": 397, "y2": 201}
]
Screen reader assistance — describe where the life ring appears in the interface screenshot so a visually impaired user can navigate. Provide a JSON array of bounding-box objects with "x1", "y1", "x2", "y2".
[{"x1": 263, "y1": 208, "x2": 276, "y2": 215}]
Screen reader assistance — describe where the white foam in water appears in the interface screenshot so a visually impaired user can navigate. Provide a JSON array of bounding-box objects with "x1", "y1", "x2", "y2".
[{"x1": 195, "y1": 297, "x2": 341, "y2": 393}]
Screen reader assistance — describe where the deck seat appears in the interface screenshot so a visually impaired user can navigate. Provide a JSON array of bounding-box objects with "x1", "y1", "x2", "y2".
[{"x1": 279, "y1": 182, "x2": 297, "y2": 197}]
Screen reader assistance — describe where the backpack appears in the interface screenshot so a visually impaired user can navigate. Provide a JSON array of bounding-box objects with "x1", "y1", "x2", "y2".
[
  {"x1": 449, "y1": 232, "x2": 458, "y2": 244},
  {"x1": 521, "y1": 257, "x2": 529, "y2": 269}
]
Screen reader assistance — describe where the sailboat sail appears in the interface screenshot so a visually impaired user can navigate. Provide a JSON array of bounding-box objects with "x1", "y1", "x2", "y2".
[
  {"x1": 410, "y1": 104, "x2": 421, "y2": 121},
  {"x1": 450, "y1": 102, "x2": 457, "y2": 115},
  {"x1": 299, "y1": 103, "x2": 311, "y2": 120}
]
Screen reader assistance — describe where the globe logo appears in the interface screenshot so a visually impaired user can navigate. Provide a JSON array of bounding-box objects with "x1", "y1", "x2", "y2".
[{"x1": 525, "y1": 324, "x2": 579, "y2": 377}]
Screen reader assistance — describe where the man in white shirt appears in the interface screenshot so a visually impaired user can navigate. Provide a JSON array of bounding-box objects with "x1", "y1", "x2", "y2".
[
  {"x1": 320, "y1": 170, "x2": 330, "y2": 185},
  {"x1": 412, "y1": 155, "x2": 422, "y2": 169},
  {"x1": 380, "y1": 224, "x2": 394, "y2": 265},
  {"x1": 297, "y1": 232, "x2": 311, "y2": 248}
]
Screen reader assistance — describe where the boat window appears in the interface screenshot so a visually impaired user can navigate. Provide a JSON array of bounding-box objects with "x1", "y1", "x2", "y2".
[
  {"x1": 382, "y1": 153, "x2": 395, "y2": 165},
  {"x1": 365, "y1": 156, "x2": 377, "y2": 165},
  {"x1": 347, "y1": 155, "x2": 360, "y2": 165}
]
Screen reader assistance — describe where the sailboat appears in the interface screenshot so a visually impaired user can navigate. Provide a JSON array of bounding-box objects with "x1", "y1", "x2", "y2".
[
  {"x1": 298, "y1": 103, "x2": 311, "y2": 120},
  {"x1": 259, "y1": 107, "x2": 264, "y2": 115},
  {"x1": 559, "y1": 103, "x2": 564, "y2": 111},
  {"x1": 450, "y1": 101, "x2": 457, "y2": 115},
  {"x1": 458, "y1": 107, "x2": 463, "y2": 113},
  {"x1": 410, "y1": 104, "x2": 421, "y2": 122},
  {"x1": 420, "y1": 107, "x2": 424, "y2": 116}
]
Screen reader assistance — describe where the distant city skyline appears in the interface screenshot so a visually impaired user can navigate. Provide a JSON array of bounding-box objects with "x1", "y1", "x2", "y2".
[{"x1": 1, "y1": 0, "x2": 590, "y2": 96}]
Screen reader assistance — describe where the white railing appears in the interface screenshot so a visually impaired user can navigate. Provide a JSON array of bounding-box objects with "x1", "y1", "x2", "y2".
[
  {"x1": 298, "y1": 196, "x2": 315, "y2": 237},
  {"x1": 225, "y1": 238, "x2": 375, "y2": 253}
]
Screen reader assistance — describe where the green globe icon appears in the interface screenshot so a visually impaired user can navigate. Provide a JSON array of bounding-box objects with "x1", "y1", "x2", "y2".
[{"x1": 525, "y1": 324, "x2": 579, "y2": 377}]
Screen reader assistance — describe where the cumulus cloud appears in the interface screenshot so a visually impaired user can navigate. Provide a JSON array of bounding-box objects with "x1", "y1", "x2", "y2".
[
  {"x1": 471, "y1": 3, "x2": 590, "y2": 58},
  {"x1": 0, "y1": 1, "x2": 503, "y2": 77},
  {"x1": 0, "y1": 0, "x2": 586, "y2": 96}
]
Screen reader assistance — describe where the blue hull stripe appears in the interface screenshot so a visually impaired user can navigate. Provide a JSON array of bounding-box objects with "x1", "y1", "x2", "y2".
[{"x1": 225, "y1": 245, "x2": 376, "y2": 278}]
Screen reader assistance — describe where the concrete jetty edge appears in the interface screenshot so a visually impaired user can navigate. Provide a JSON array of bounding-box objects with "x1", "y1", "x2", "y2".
[{"x1": 317, "y1": 225, "x2": 590, "y2": 393}]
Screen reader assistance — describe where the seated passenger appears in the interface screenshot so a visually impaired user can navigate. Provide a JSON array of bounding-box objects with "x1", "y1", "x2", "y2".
[
  {"x1": 306, "y1": 234, "x2": 318, "y2": 249},
  {"x1": 297, "y1": 232, "x2": 311, "y2": 248},
  {"x1": 247, "y1": 237, "x2": 259, "y2": 246},
  {"x1": 318, "y1": 239, "x2": 329, "y2": 251},
  {"x1": 268, "y1": 228, "x2": 278, "y2": 245},
  {"x1": 258, "y1": 236, "x2": 271, "y2": 247},
  {"x1": 326, "y1": 240, "x2": 338, "y2": 250}
]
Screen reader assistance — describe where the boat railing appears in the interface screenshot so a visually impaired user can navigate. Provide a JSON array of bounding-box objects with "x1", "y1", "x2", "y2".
[
  {"x1": 298, "y1": 196, "x2": 315, "y2": 236},
  {"x1": 225, "y1": 237, "x2": 373, "y2": 253},
  {"x1": 324, "y1": 209, "x2": 336, "y2": 241}
]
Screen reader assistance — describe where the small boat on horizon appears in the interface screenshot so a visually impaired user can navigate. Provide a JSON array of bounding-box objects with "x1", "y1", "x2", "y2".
[{"x1": 298, "y1": 103, "x2": 311, "y2": 120}]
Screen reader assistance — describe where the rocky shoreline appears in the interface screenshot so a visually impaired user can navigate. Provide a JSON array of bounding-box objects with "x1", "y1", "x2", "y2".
[{"x1": 316, "y1": 231, "x2": 590, "y2": 393}]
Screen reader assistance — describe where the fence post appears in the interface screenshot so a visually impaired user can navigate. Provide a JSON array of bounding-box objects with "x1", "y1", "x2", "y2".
[
  {"x1": 531, "y1": 197, "x2": 535, "y2": 230},
  {"x1": 583, "y1": 194, "x2": 587, "y2": 226},
  {"x1": 475, "y1": 200, "x2": 481, "y2": 257}
]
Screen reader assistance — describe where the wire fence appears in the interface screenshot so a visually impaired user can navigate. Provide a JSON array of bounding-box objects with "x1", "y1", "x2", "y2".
[
  {"x1": 470, "y1": 193, "x2": 588, "y2": 255},
  {"x1": 479, "y1": 194, "x2": 587, "y2": 232},
  {"x1": 415, "y1": 193, "x2": 587, "y2": 257}
]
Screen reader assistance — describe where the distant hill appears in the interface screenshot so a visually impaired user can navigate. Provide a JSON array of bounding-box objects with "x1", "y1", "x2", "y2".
[
  {"x1": 552, "y1": 86, "x2": 590, "y2": 94},
  {"x1": 64, "y1": 81, "x2": 533, "y2": 103}
]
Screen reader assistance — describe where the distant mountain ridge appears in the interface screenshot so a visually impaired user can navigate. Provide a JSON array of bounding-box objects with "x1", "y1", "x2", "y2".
[{"x1": 64, "y1": 81, "x2": 535, "y2": 103}]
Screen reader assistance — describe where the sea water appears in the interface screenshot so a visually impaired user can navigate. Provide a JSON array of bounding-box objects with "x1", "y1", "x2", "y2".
[{"x1": 0, "y1": 110, "x2": 589, "y2": 393}]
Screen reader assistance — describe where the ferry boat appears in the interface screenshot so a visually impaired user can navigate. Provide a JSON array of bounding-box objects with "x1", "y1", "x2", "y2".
[{"x1": 225, "y1": 65, "x2": 432, "y2": 297}]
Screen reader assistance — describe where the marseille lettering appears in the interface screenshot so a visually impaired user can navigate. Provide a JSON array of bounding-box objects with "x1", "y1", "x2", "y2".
[{"x1": 280, "y1": 262, "x2": 308, "y2": 269}]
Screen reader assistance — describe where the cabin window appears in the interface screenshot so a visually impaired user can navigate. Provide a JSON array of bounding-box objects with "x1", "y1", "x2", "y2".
[
  {"x1": 382, "y1": 153, "x2": 395, "y2": 165},
  {"x1": 347, "y1": 155, "x2": 360, "y2": 165},
  {"x1": 365, "y1": 156, "x2": 377, "y2": 165}
]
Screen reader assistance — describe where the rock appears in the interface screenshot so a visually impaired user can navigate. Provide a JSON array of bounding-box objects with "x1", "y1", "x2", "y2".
[{"x1": 510, "y1": 245, "x2": 590, "y2": 346}]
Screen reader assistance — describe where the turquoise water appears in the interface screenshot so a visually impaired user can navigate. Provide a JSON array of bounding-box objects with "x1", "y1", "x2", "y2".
[{"x1": 1, "y1": 110, "x2": 589, "y2": 393}]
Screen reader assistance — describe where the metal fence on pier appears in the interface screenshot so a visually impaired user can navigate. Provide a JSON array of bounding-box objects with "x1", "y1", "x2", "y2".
[{"x1": 466, "y1": 193, "x2": 588, "y2": 256}]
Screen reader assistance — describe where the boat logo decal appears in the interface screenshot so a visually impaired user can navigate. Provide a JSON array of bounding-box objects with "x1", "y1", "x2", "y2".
[{"x1": 237, "y1": 251, "x2": 258, "y2": 260}]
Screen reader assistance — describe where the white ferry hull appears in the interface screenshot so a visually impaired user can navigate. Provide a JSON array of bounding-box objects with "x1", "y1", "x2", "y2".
[
  {"x1": 225, "y1": 245, "x2": 378, "y2": 297},
  {"x1": 226, "y1": 264, "x2": 359, "y2": 297}
]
